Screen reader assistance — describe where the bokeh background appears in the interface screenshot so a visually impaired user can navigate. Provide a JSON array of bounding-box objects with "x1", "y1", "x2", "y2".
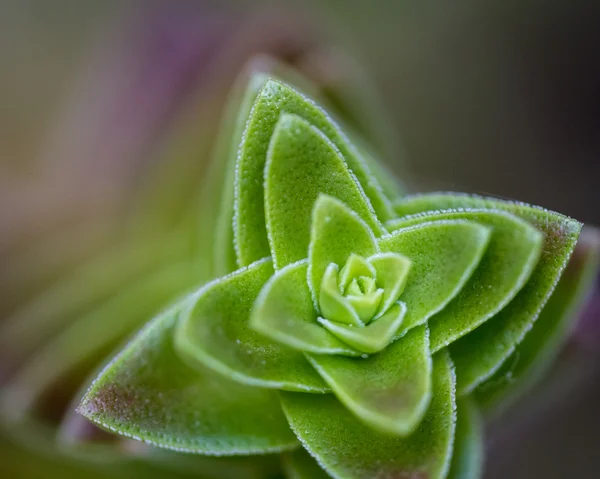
[{"x1": 1, "y1": 1, "x2": 599, "y2": 478}]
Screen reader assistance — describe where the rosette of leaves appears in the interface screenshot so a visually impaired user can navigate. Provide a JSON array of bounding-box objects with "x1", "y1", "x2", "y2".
[{"x1": 78, "y1": 74, "x2": 587, "y2": 479}]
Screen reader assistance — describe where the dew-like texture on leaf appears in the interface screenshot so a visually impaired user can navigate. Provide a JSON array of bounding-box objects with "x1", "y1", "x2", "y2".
[
  {"x1": 393, "y1": 193, "x2": 582, "y2": 393},
  {"x1": 234, "y1": 79, "x2": 392, "y2": 266},
  {"x1": 265, "y1": 114, "x2": 383, "y2": 269},
  {"x1": 78, "y1": 304, "x2": 298, "y2": 454},
  {"x1": 280, "y1": 350, "x2": 456, "y2": 479},
  {"x1": 387, "y1": 209, "x2": 542, "y2": 351},
  {"x1": 176, "y1": 258, "x2": 328, "y2": 392},
  {"x1": 250, "y1": 260, "x2": 358, "y2": 355},
  {"x1": 308, "y1": 195, "x2": 378, "y2": 309},
  {"x1": 378, "y1": 220, "x2": 491, "y2": 335},
  {"x1": 475, "y1": 227, "x2": 600, "y2": 411},
  {"x1": 447, "y1": 398, "x2": 483, "y2": 479},
  {"x1": 283, "y1": 448, "x2": 332, "y2": 479},
  {"x1": 306, "y1": 325, "x2": 432, "y2": 436},
  {"x1": 317, "y1": 302, "x2": 407, "y2": 354}
]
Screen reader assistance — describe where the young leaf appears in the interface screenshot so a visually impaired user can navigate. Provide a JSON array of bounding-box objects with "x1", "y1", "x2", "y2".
[
  {"x1": 317, "y1": 302, "x2": 407, "y2": 354},
  {"x1": 78, "y1": 303, "x2": 299, "y2": 454},
  {"x1": 264, "y1": 114, "x2": 383, "y2": 269},
  {"x1": 308, "y1": 195, "x2": 378, "y2": 310},
  {"x1": 368, "y1": 252, "x2": 411, "y2": 317},
  {"x1": 176, "y1": 258, "x2": 329, "y2": 393},
  {"x1": 394, "y1": 194, "x2": 581, "y2": 393},
  {"x1": 280, "y1": 350, "x2": 456, "y2": 479},
  {"x1": 306, "y1": 325, "x2": 432, "y2": 436},
  {"x1": 234, "y1": 79, "x2": 393, "y2": 266},
  {"x1": 447, "y1": 398, "x2": 484, "y2": 479},
  {"x1": 250, "y1": 260, "x2": 359, "y2": 356},
  {"x1": 378, "y1": 220, "x2": 491, "y2": 335},
  {"x1": 387, "y1": 209, "x2": 543, "y2": 351}
]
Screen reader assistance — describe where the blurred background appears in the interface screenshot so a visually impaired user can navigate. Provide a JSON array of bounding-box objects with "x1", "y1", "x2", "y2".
[{"x1": 1, "y1": 1, "x2": 599, "y2": 478}]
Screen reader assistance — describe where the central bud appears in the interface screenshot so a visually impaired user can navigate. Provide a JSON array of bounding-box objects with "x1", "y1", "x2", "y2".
[
  {"x1": 320, "y1": 254, "x2": 384, "y2": 326},
  {"x1": 317, "y1": 252, "x2": 411, "y2": 354}
]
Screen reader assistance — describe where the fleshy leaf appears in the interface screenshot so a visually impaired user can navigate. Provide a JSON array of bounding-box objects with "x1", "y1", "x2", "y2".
[
  {"x1": 2, "y1": 262, "x2": 197, "y2": 422},
  {"x1": 306, "y1": 325, "x2": 431, "y2": 436},
  {"x1": 77, "y1": 303, "x2": 298, "y2": 454},
  {"x1": 475, "y1": 226, "x2": 600, "y2": 412},
  {"x1": 317, "y1": 302, "x2": 407, "y2": 354},
  {"x1": 264, "y1": 114, "x2": 383, "y2": 268},
  {"x1": 176, "y1": 258, "x2": 328, "y2": 393},
  {"x1": 309, "y1": 195, "x2": 378, "y2": 309},
  {"x1": 393, "y1": 193, "x2": 582, "y2": 393},
  {"x1": 250, "y1": 260, "x2": 359, "y2": 356},
  {"x1": 368, "y1": 252, "x2": 411, "y2": 316},
  {"x1": 280, "y1": 350, "x2": 456, "y2": 479},
  {"x1": 282, "y1": 448, "x2": 331, "y2": 479},
  {"x1": 378, "y1": 220, "x2": 491, "y2": 335},
  {"x1": 387, "y1": 209, "x2": 543, "y2": 351},
  {"x1": 447, "y1": 398, "x2": 484, "y2": 479},
  {"x1": 319, "y1": 264, "x2": 363, "y2": 326},
  {"x1": 235, "y1": 79, "x2": 394, "y2": 266}
]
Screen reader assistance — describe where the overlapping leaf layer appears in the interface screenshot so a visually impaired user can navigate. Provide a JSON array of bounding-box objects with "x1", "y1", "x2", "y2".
[{"x1": 79, "y1": 74, "x2": 588, "y2": 479}]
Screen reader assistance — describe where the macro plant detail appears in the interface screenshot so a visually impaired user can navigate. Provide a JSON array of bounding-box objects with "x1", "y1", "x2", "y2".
[{"x1": 72, "y1": 67, "x2": 590, "y2": 479}]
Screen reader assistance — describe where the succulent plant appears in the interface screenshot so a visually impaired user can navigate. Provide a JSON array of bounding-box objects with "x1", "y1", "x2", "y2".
[{"x1": 72, "y1": 69, "x2": 595, "y2": 479}]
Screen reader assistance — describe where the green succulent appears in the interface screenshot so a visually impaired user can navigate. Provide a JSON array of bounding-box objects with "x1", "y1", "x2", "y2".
[{"x1": 76, "y1": 71, "x2": 589, "y2": 479}]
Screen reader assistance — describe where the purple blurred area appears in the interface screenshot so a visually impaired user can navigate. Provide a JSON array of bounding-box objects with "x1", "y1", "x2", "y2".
[{"x1": 1, "y1": 1, "x2": 599, "y2": 478}]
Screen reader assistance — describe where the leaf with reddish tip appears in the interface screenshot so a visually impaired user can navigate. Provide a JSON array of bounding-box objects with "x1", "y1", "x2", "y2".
[
  {"x1": 393, "y1": 193, "x2": 582, "y2": 393},
  {"x1": 78, "y1": 303, "x2": 298, "y2": 454},
  {"x1": 280, "y1": 350, "x2": 456, "y2": 479},
  {"x1": 387, "y1": 209, "x2": 542, "y2": 351},
  {"x1": 475, "y1": 226, "x2": 600, "y2": 412}
]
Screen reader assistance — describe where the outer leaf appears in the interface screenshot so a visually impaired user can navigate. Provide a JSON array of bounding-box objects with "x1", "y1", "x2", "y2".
[
  {"x1": 176, "y1": 258, "x2": 328, "y2": 392},
  {"x1": 282, "y1": 449, "x2": 332, "y2": 479},
  {"x1": 250, "y1": 260, "x2": 358, "y2": 356},
  {"x1": 318, "y1": 302, "x2": 407, "y2": 354},
  {"x1": 447, "y1": 398, "x2": 484, "y2": 479},
  {"x1": 265, "y1": 114, "x2": 383, "y2": 268},
  {"x1": 234, "y1": 79, "x2": 393, "y2": 266},
  {"x1": 210, "y1": 65, "x2": 274, "y2": 277},
  {"x1": 2, "y1": 262, "x2": 196, "y2": 422},
  {"x1": 394, "y1": 193, "x2": 582, "y2": 393},
  {"x1": 475, "y1": 226, "x2": 600, "y2": 412},
  {"x1": 387, "y1": 209, "x2": 543, "y2": 351},
  {"x1": 378, "y1": 220, "x2": 491, "y2": 335},
  {"x1": 77, "y1": 303, "x2": 298, "y2": 454},
  {"x1": 280, "y1": 350, "x2": 456, "y2": 479},
  {"x1": 306, "y1": 325, "x2": 432, "y2": 436},
  {"x1": 308, "y1": 195, "x2": 378, "y2": 310}
]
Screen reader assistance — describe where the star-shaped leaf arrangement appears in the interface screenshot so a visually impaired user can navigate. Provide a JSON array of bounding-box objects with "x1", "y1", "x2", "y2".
[{"x1": 78, "y1": 67, "x2": 594, "y2": 479}]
